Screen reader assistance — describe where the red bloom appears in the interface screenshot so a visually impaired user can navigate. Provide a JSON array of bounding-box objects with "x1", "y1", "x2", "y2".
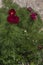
[
  {"x1": 7, "y1": 15, "x2": 19, "y2": 24},
  {"x1": 38, "y1": 45, "x2": 43, "y2": 50},
  {"x1": 30, "y1": 12, "x2": 37, "y2": 20},
  {"x1": 8, "y1": 9, "x2": 16, "y2": 16},
  {"x1": 13, "y1": 16, "x2": 19, "y2": 24},
  {"x1": 27, "y1": 7, "x2": 32, "y2": 12}
]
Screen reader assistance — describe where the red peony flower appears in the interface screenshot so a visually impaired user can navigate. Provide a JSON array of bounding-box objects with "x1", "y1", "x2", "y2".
[
  {"x1": 30, "y1": 12, "x2": 37, "y2": 20},
  {"x1": 38, "y1": 45, "x2": 43, "y2": 50},
  {"x1": 7, "y1": 15, "x2": 19, "y2": 24},
  {"x1": 13, "y1": 16, "x2": 19, "y2": 24},
  {"x1": 27, "y1": 7, "x2": 32, "y2": 12},
  {"x1": 8, "y1": 9, "x2": 16, "y2": 16}
]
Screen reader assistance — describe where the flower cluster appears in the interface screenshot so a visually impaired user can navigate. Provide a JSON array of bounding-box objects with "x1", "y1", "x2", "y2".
[
  {"x1": 7, "y1": 7, "x2": 37, "y2": 24},
  {"x1": 27, "y1": 7, "x2": 37, "y2": 20},
  {"x1": 7, "y1": 9, "x2": 19, "y2": 24}
]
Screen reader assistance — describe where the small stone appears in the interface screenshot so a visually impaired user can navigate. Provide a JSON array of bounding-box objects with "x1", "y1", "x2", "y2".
[
  {"x1": 6, "y1": 7, "x2": 9, "y2": 9},
  {"x1": 27, "y1": 37, "x2": 29, "y2": 39},
  {"x1": 35, "y1": 40, "x2": 38, "y2": 42},
  {"x1": 32, "y1": 40, "x2": 34, "y2": 42},
  {"x1": 39, "y1": 28, "x2": 43, "y2": 33},
  {"x1": 24, "y1": 30, "x2": 27, "y2": 33}
]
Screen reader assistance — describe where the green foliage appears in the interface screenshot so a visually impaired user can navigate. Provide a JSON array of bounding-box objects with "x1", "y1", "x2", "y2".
[{"x1": 0, "y1": 0, "x2": 43, "y2": 65}]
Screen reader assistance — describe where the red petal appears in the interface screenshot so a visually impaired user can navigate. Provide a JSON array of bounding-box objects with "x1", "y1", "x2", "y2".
[
  {"x1": 14, "y1": 16, "x2": 19, "y2": 24},
  {"x1": 7, "y1": 15, "x2": 19, "y2": 24},
  {"x1": 8, "y1": 9, "x2": 16, "y2": 16},
  {"x1": 30, "y1": 12, "x2": 37, "y2": 20},
  {"x1": 27, "y1": 7, "x2": 32, "y2": 12}
]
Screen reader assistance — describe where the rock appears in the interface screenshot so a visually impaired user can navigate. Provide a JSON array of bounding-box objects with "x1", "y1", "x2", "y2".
[{"x1": 0, "y1": 0, "x2": 3, "y2": 8}]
